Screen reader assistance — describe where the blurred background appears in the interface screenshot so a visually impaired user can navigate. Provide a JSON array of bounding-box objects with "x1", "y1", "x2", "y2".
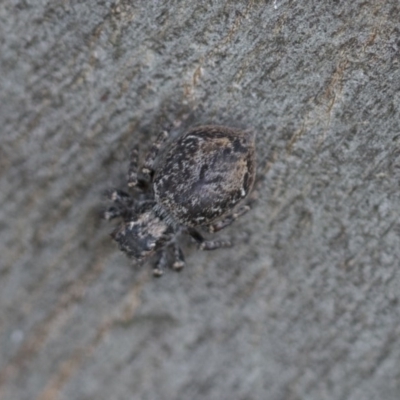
[{"x1": 1, "y1": 1, "x2": 400, "y2": 399}]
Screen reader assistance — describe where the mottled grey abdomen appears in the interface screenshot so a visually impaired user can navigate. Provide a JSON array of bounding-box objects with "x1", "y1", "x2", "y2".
[{"x1": 153, "y1": 126, "x2": 256, "y2": 227}]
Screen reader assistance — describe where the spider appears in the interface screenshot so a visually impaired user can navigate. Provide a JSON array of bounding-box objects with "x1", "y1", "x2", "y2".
[{"x1": 103, "y1": 125, "x2": 256, "y2": 277}]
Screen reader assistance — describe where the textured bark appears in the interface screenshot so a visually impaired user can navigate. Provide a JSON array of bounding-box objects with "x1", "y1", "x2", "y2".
[{"x1": 1, "y1": 1, "x2": 400, "y2": 399}]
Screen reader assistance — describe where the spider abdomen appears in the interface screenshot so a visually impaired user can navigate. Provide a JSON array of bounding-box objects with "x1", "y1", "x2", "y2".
[{"x1": 153, "y1": 125, "x2": 256, "y2": 227}]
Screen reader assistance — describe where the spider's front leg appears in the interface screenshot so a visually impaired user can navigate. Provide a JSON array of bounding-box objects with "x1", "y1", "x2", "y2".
[
  {"x1": 153, "y1": 247, "x2": 169, "y2": 277},
  {"x1": 103, "y1": 189, "x2": 133, "y2": 220},
  {"x1": 153, "y1": 241, "x2": 185, "y2": 276},
  {"x1": 171, "y1": 242, "x2": 185, "y2": 271}
]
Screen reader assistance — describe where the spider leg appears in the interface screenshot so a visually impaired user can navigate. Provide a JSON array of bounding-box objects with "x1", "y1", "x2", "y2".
[
  {"x1": 187, "y1": 228, "x2": 232, "y2": 251},
  {"x1": 106, "y1": 189, "x2": 132, "y2": 204},
  {"x1": 153, "y1": 247, "x2": 169, "y2": 277},
  {"x1": 127, "y1": 145, "x2": 140, "y2": 188},
  {"x1": 127, "y1": 146, "x2": 139, "y2": 187},
  {"x1": 103, "y1": 189, "x2": 133, "y2": 220},
  {"x1": 207, "y1": 205, "x2": 251, "y2": 233},
  {"x1": 103, "y1": 206, "x2": 122, "y2": 221},
  {"x1": 141, "y1": 130, "x2": 169, "y2": 182},
  {"x1": 171, "y1": 242, "x2": 185, "y2": 271}
]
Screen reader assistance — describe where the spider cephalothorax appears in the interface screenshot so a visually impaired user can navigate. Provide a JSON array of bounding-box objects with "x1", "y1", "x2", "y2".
[{"x1": 104, "y1": 125, "x2": 256, "y2": 276}]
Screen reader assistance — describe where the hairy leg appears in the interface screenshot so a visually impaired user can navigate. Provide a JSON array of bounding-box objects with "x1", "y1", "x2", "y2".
[
  {"x1": 153, "y1": 248, "x2": 169, "y2": 277},
  {"x1": 141, "y1": 130, "x2": 169, "y2": 182},
  {"x1": 172, "y1": 242, "x2": 185, "y2": 271},
  {"x1": 103, "y1": 189, "x2": 133, "y2": 220},
  {"x1": 127, "y1": 146, "x2": 140, "y2": 187},
  {"x1": 208, "y1": 205, "x2": 251, "y2": 233},
  {"x1": 187, "y1": 228, "x2": 232, "y2": 250}
]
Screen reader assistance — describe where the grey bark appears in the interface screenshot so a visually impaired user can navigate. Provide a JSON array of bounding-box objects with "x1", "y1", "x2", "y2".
[{"x1": 1, "y1": 1, "x2": 400, "y2": 399}]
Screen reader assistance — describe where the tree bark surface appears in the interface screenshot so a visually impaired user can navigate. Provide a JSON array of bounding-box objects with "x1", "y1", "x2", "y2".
[{"x1": 1, "y1": 1, "x2": 400, "y2": 399}]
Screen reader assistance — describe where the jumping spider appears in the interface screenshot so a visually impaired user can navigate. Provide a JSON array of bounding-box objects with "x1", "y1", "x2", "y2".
[{"x1": 104, "y1": 125, "x2": 256, "y2": 277}]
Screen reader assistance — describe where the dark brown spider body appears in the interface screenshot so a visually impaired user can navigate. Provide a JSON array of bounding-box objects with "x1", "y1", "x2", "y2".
[
  {"x1": 104, "y1": 125, "x2": 257, "y2": 276},
  {"x1": 153, "y1": 126, "x2": 256, "y2": 227}
]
